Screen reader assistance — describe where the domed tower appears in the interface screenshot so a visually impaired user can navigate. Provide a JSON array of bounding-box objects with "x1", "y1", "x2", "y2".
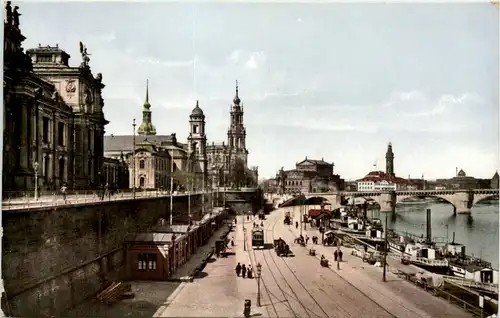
[
  {"x1": 385, "y1": 142, "x2": 395, "y2": 177},
  {"x1": 137, "y1": 80, "x2": 157, "y2": 136},
  {"x1": 227, "y1": 80, "x2": 248, "y2": 166},
  {"x1": 187, "y1": 100, "x2": 207, "y2": 181}
]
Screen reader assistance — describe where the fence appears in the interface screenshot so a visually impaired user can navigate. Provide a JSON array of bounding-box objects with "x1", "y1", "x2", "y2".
[
  {"x1": 391, "y1": 268, "x2": 491, "y2": 317},
  {"x1": 2, "y1": 190, "x2": 206, "y2": 210}
]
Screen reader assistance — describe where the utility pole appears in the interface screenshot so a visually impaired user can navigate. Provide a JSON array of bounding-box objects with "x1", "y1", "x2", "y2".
[
  {"x1": 169, "y1": 155, "x2": 174, "y2": 226},
  {"x1": 383, "y1": 212, "x2": 388, "y2": 282},
  {"x1": 299, "y1": 193, "x2": 303, "y2": 236},
  {"x1": 132, "y1": 118, "x2": 136, "y2": 199},
  {"x1": 188, "y1": 151, "x2": 191, "y2": 220}
]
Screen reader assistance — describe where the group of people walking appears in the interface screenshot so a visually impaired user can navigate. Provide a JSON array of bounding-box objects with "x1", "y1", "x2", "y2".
[{"x1": 235, "y1": 262, "x2": 253, "y2": 279}]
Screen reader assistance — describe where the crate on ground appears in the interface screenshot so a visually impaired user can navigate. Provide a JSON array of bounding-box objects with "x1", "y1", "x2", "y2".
[{"x1": 96, "y1": 281, "x2": 133, "y2": 305}]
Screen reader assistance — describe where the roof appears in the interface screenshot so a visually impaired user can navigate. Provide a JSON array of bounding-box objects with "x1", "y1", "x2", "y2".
[
  {"x1": 191, "y1": 101, "x2": 204, "y2": 117},
  {"x1": 151, "y1": 224, "x2": 199, "y2": 233},
  {"x1": 308, "y1": 209, "x2": 331, "y2": 218},
  {"x1": 357, "y1": 171, "x2": 414, "y2": 185},
  {"x1": 296, "y1": 158, "x2": 333, "y2": 166},
  {"x1": 104, "y1": 134, "x2": 178, "y2": 152},
  {"x1": 124, "y1": 232, "x2": 184, "y2": 244}
]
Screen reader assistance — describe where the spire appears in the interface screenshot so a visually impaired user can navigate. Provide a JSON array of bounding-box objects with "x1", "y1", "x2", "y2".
[
  {"x1": 137, "y1": 79, "x2": 156, "y2": 135},
  {"x1": 144, "y1": 79, "x2": 151, "y2": 109},
  {"x1": 233, "y1": 80, "x2": 241, "y2": 105}
]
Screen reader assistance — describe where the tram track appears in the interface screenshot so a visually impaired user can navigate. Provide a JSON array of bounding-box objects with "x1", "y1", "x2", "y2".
[
  {"x1": 248, "y1": 214, "x2": 302, "y2": 318},
  {"x1": 267, "y1": 214, "x2": 349, "y2": 318},
  {"x1": 282, "y1": 213, "x2": 423, "y2": 318},
  {"x1": 259, "y1": 212, "x2": 333, "y2": 318}
]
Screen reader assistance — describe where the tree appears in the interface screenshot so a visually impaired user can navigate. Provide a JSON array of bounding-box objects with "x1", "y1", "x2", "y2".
[
  {"x1": 172, "y1": 170, "x2": 197, "y2": 191},
  {"x1": 229, "y1": 158, "x2": 248, "y2": 189}
]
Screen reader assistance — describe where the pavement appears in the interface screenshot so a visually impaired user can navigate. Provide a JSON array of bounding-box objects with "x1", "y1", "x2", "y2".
[
  {"x1": 154, "y1": 214, "x2": 270, "y2": 317},
  {"x1": 282, "y1": 205, "x2": 474, "y2": 318},
  {"x1": 2, "y1": 191, "x2": 203, "y2": 210}
]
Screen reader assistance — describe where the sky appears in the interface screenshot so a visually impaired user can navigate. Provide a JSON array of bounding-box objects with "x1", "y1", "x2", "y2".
[{"x1": 18, "y1": 1, "x2": 499, "y2": 180}]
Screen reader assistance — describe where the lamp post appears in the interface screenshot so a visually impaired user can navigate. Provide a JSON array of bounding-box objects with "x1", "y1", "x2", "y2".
[
  {"x1": 33, "y1": 161, "x2": 39, "y2": 201},
  {"x1": 299, "y1": 193, "x2": 303, "y2": 236},
  {"x1": 382, "y1": 212, "x2": 388, "y2": 282},
  {"x1": 170, "y1": 156, "x2": 174, "y2": 226},
  {"x1": 132, "y1": 118, "x2": 136, "y2": 199},
  {"x1": 256, "y1": 262, "x2": 262, "y2": 306}
]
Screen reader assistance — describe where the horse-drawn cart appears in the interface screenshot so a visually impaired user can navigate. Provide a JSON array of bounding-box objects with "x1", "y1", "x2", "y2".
[
  {"x1": 320, "y1": 258, "x2": 329, "y2": 267},
  {"x1": 309, "y1": 248, "x2": 316, "y2": 256},
  {"x1": 274, "y1": 238, "x2": 291, "y2": 257}
]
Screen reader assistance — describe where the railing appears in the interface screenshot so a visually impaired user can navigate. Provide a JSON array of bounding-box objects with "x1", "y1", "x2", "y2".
[
  {"x1": 392, "y1": 268, "x2": 488, "y2": 317},
  {"x1": 1, "y1": 190, "x2": 208, "y2": 210},
  {"x1": 414, "y1": 257, "x2": 449, "y2": 267},
  {"x1": 443, "y1": 276, "x2": 499, "y2": 294}
]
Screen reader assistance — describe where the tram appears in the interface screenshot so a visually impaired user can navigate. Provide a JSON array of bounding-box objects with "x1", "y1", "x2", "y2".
[{"x1": 252, "y1": 228, "x2": 265, "y2": 249}]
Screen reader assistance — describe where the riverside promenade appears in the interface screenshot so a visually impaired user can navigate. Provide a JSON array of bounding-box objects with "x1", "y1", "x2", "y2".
[
  {"x1": 154, "y1": 214, "x2": 270, "y2": 317},
  {"x1": 281, "y1": 208, "x2": 474, "y2": 318}
]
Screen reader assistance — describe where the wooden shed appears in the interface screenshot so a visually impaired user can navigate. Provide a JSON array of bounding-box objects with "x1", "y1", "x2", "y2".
[
  {"x1": 124, "y1": 232, "x2": 187, "y2": 280},
  {"x1": 151, "y1": 224, "x2": 201, "y2": 259}
]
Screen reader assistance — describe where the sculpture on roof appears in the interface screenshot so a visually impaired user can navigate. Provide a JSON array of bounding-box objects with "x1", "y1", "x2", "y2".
[
  {"x1": 79, "y1": 41, "x2": 91, "y2": 67},
  {"x1": 5, "y1": 1, "x2": 12, "y2": 25},
  {"x1": 12, "y1": 5, "x2": 20, "y2": 27}
]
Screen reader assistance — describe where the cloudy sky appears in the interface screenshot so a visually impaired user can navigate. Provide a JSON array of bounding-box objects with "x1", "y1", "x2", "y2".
[{"x1": 19, "y1": 2, "x2": 499, "y2": 180}]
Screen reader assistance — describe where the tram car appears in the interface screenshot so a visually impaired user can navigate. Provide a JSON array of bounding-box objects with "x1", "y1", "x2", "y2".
[{"x1": 252, "y1": 228, "x2": 265, "y2": 249}]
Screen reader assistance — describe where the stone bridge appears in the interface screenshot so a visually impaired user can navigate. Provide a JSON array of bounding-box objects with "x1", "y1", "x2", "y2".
[{"x1": 295, "y1": 189, "x2": 499, "y2": 214}]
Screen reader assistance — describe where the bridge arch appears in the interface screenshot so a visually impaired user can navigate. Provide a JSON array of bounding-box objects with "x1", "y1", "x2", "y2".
[
  {"x1": 396, "y1": 193, "x2": 456, "y2": 207},
  {"x1": 472, "y1": 193, "x2": 499, "y2": 205}
]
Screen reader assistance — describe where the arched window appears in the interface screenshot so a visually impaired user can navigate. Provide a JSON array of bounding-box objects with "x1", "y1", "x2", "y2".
[
  {"x1": 139, "y1": 159, "x2": 145, "y2": 169},
  {"x1": 139, "y1": 176, "x2": 145, "y2": 187}
]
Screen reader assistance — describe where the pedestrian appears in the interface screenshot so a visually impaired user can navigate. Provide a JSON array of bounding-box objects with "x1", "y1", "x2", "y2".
[
  {"x1": 339, "y1": 249, "x2": 343, "y2": 262},
  {"x1": 241, "y1": 264, "x2": 247, "y2": 278},
  {"x1": 235, "y1": 262, "x2": 242, "y2": 276},
  {"x1": 60, "y1": 183, "x2": 67, "y2": 202},
  {"x1": 305, "y1": 235, "x2": 309, "y2": 245},
  {"x1": 334, "y1": 249, "x2": 338, "y2": 261},
  {"x1": 247, "y1": 265, "x2": 253, "y2": 278},
  {"x1": 295, "y1": 221, "x2": 299, "y2": 229}
]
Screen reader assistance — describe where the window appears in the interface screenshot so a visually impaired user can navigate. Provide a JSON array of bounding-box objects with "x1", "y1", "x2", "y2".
[
  {"x1": 58, "y1": 122, "x2": 65, "y2": 146},
  {"x1": 42, "y1": 117, "x2": 49, "y2": 143},
  {"x1": 37, "y1": 55, "x2": 52, "y2": 63},
  {"x1": 139, "y1": 159, "x2": 145, "y2": 169},
  {"x1": 139, "y1": 176, "x2": 145, "y2": 187},
  {"x1": 137, "y1": 253, "x2": 157, "y2": 271},
  {"x1": 87, "y1": 129, "x2": 92, "y2": 150},
  {"x1": 193, "y1": 125, "x2": 198, "y2": 133}
]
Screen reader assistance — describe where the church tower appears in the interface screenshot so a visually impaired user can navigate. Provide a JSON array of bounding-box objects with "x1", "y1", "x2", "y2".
[
  {"x1": 137, "y1": 80, "x2": 157, "y2": 136},
  {"x1": 227, "y1": 81, "x2": 248, "y2": 166},
  {"x1": 188, "y1": 101, "x2": 208, "y2": 185},
  {"x1": 385, "y1": 142, "x2": 395, "y2": 177}
]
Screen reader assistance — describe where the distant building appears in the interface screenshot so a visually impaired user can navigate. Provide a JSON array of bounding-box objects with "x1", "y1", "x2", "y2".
[
  {"x1": 491, "y1": 171, "x2": 499, "y2": 189},
  {"x1": 436, "y1": 169, "x2": 481, "y2": 190},
  {"x1": 356, "y1": 171, "x2": 414, "y2": 192},
  {"x1": 275, "y1": 157, "x2": 345, "y2": 194},
  {"x1": 130, "y1": 140, "x2": 172, "y2": 190},
  {"x1": 356, "y1": 143, "x2": 415, "y2": 191},
  {"x1": 103, "y1": 157, "x2": 128, "y2": 189}
]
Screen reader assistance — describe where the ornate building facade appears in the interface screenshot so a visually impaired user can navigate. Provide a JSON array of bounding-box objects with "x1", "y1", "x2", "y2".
[
  {"x1": 3, "y1": 2, "x2": 107, "y2": 193},
  {"x1": 275, "y1": 157, "x2": 344, "y2": 194},
  {"x1": 206, "y1": 82, "x2": 257, "y2": 188}
]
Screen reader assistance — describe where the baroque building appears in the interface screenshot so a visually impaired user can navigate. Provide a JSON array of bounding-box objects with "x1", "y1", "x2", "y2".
[
  {"x1": 3, "y1": 2, "x2": 106, "y2": 193},
  {"x1": 275, "y1": 157, "x2": 344, "y2": 194},
  {"x1": 103, "y1": 83, "x2": 194, "y2": 191},
  {"x1": 206, "y1": 82, "x2": 258, "y2": 188}
]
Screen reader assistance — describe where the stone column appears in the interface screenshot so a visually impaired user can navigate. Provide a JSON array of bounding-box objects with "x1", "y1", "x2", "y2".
[
  {"x1": 453, "y1": 191, "x2": 472, "y2": 214},
  {"x1": 20, "y1": 104, "x2": 28, "y2": 169}
]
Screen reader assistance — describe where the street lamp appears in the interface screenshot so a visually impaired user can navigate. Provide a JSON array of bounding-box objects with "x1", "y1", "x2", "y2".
[
  {"x1": 33, "y1": 161, "x2": 39, "y2": 200},
  {"x1": 382, "y1": 212, "x2": 388, "y2": 282},
  {"x1": 170, "y1": 157, "x2": 174, "y2": 226},
  {"x1": 256, "y1": 262, "x2": 262, "y2": 306}
]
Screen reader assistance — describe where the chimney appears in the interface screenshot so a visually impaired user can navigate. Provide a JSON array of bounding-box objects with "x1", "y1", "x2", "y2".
[{"x1": 426, "y1": 209, "x2": 432, "y2": 243}]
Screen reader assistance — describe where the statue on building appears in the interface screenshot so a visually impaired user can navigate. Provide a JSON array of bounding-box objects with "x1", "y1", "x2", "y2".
[
  {"x1": 12, "y1": 5, "x2": 20, "y2": 27},
  {"x1": 5, "y1": 1, "x2": 13, "y2": 25},
  {"x1": 79, "y1": 41, "x2": 91, "y2": 67}
]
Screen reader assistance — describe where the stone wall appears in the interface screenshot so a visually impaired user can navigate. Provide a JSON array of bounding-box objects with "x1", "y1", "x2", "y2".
[{"x1": 2, "y1": 194, "x2": 202, "y2": 317}]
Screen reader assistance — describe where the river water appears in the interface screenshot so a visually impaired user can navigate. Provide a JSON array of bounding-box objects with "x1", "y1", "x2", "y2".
[{"x1": 368, "y1": 201, "x2": 499, "y2": 269}]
